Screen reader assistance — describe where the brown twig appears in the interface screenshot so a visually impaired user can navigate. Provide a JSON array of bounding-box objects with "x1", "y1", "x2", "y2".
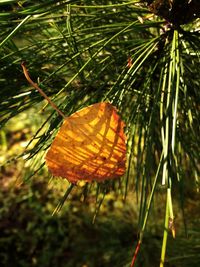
[
  {"x1": 130, "y1": 240, "x2": 141, "y2": 267},
  {"x1": 21, "y1": 62, "x2": 66, "y2": 118}
]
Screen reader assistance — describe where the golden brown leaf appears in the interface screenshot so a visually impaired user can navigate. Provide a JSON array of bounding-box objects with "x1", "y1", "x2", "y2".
[{"x1": 45, "y1": 102, "x2": 126, "y2": 183}]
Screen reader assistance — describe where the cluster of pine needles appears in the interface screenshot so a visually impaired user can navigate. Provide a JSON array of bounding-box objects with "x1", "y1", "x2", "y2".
[{"x1": 0, "y1": 1, "x2": 200, "y2": 266}]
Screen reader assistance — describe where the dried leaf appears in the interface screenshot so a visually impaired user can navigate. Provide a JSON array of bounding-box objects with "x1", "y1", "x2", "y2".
[{"x1": 45, "y1": 102, "x2": 127, "y2": 183}]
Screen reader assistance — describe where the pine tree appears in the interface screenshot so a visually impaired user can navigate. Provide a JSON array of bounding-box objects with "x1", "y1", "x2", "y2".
[{"x1": 0, "y1": 1, "x2": 199, "y2": 266}]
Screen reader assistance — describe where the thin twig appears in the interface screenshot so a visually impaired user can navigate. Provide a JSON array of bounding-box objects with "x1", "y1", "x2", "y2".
[
  {"x1": 130, "y1": 240, "x2": 141, "y2": 267},
  {"x1": 21, "y1": 62, "x2": 66, "y2": 118}
]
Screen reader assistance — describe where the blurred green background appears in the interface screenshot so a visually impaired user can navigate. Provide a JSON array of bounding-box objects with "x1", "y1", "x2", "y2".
[{"x1": 0, "y1": 111, "x2": 199, "y2": 267}]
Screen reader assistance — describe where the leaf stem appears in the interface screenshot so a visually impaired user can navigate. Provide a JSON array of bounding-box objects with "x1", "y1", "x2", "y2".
[{"x1": 21, "y1": 62, "x2": 66, "y2": 118}]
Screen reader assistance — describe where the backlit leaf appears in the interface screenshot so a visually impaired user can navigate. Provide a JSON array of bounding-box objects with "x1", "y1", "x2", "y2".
[{"x1": 45, "y1": 102, "x2": 127, "y2": 183}]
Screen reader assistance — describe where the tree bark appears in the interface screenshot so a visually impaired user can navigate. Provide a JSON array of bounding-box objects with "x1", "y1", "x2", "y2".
[{"x1": 142, "y1": 0, "x2": 200, "y2": 25}]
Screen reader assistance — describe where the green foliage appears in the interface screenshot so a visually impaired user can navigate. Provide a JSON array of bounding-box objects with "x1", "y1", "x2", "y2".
[
  {"x1": 0, "y1": 1, "x2": 200, "y2": 266},
  {"x1": 0, "y1": 178, "x2": 199, "y2": 267},
  {"x1": 0, "y1": 178, "x2": 134, "y2": 267}
]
